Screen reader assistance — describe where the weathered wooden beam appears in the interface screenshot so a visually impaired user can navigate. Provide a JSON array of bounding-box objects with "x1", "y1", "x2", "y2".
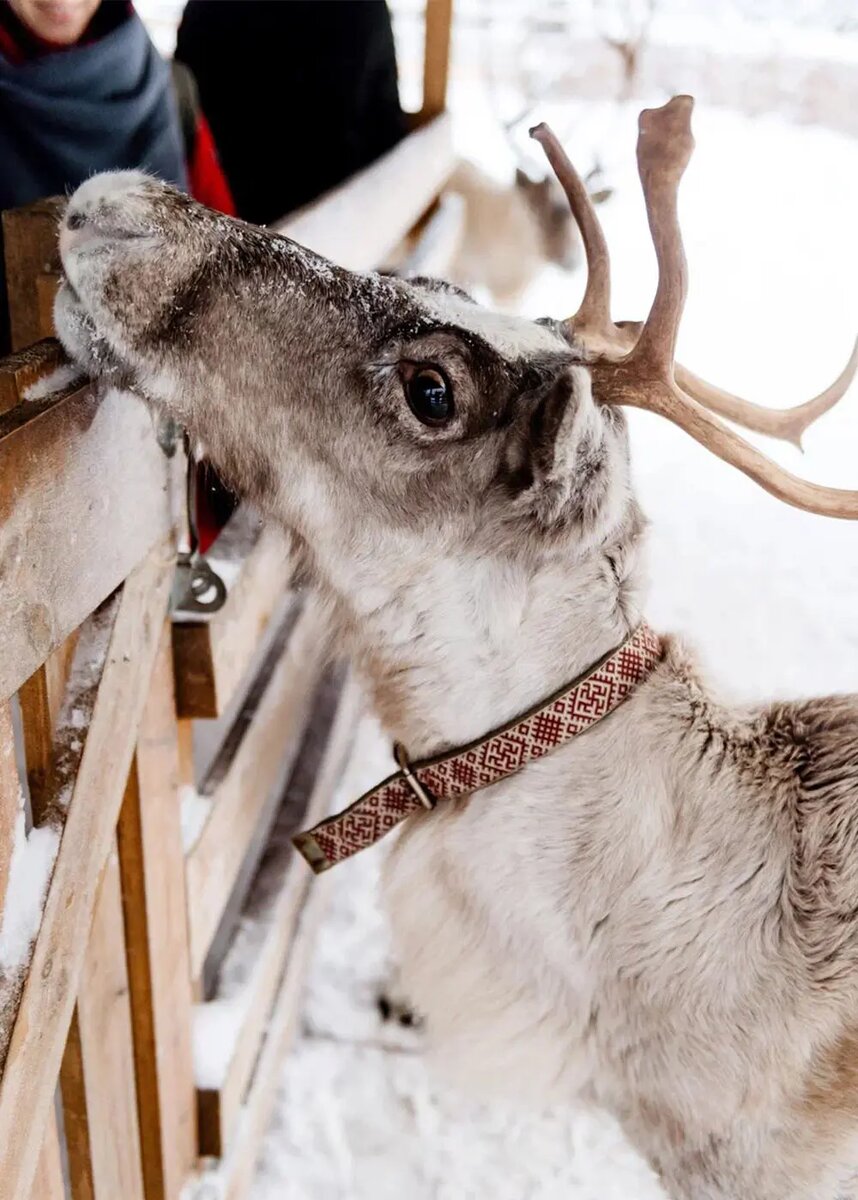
[
  {"x1": 18, "y1": 632, "x2": 80, "y2": 823},
  {"x1": 15, "y1": 600, "x2": 140, "y2": 1199},
  {"x1": 37, "y1": 274, "x2": 60, "y2": 340},
  {"x1": 197, "y1": 670, "x2": 359, "y2": 1156},
  {"x1": 0, "y1": 338, "x2": 65, "y2": 415},
  {"x1": 0, "y1": 540, "x2": 174, "y2": 1200},
  {"x1": 172, "y1": 513, "x2": 295, "y2": 719},
  {"x1": 184, "y1": 600, "x2": 330, "y2": 981},
  {"x1": 0, "y1": 382, "x2": 175, "y2": 704},
  {"x1": 29, "y1": 1109, "x2": 66, "y2": 1200},
  {"x1": 60, "y1": 846, "x2": 145, "y2": 1200},
  {"x1": 2, "y1": 197, "x2": 63, "y2": 350},
  {"x1": 273, "y1": 114, "x2": 455, "y2": 271},
  {"x1": 118, "y1": 623, "x2": 198, "y2": 1200}
]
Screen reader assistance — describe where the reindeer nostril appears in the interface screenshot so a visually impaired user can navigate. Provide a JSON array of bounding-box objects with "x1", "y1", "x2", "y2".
[{"x1": 66, "y1": 211, "x2": 86, "y2": 231}]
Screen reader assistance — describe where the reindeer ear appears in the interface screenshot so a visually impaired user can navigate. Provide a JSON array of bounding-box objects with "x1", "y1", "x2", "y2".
[{"x1": 513, "y1": 365, "x2": 617, "y2": 529}]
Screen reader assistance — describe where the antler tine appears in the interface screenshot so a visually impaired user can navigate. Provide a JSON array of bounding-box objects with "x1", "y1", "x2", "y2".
[
  {"x1": 531, "y1": 106, "x2": 855, "y2": 458},
  {"x1": 634, "y1": 386, "x2": 858, "y2": 518},
  {"x1": 628, "y1": 95, "x2": 695, "y2": 374},
  {"x1": 529, "y1": 122, "x2": 613, "y2": 339},
  {"x1": 673, "y1": 337, "x2": 858, "y2": 451},
  {"x1": 592, "y1": 96, "x2": 858, "y2": 519}
]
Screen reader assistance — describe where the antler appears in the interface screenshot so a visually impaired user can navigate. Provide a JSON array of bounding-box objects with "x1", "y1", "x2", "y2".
[
  {"x1": 530, "y1": 113, "x2": 858, "y2": 455},
  {"x1": 530, "y1": 101, "x2": 858, "y2": 519}
]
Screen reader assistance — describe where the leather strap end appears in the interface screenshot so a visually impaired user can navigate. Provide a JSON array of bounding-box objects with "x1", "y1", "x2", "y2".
[{"x1": 292, "y1": 830, "x2": 332, "y2": 875}]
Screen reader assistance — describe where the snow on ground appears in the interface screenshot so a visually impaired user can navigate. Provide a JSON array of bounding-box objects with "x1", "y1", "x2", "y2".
[{"x1": 243, "y1": 98, "x2": 858, "y2": 1200}]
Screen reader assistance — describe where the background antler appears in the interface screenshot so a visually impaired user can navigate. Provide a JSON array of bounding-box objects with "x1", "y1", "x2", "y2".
[
  {"x1": 531, "y1": 100, "x2": 858, "y2": 519},
  {"x1": 530, "y1": 116, "x2": 858, "y2": 452}
]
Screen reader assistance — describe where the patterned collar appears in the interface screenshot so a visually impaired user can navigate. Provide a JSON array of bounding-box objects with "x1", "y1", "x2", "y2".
[{"x1": 293, "y1": 624, "x2": 663, "y2": 874}]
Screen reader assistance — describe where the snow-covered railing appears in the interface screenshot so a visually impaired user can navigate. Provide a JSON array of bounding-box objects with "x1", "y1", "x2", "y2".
[
  {"x1": 0, "y1": 349, "x2": 180, "y2": 1200},
  {"x1": 0, "y1": 4, "x2": 456, "y2": 1195},
  {"x1": 0, "y1": 202, "x2": 354, "y2": 1200}
]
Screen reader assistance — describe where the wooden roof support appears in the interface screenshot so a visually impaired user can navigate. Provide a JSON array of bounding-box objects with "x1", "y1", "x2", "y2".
[{"x1": 419, "y1": 0, "x2": 453, "y2": 124}]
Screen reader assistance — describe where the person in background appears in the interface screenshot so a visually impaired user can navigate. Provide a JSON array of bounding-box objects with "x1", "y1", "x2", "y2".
[
  {"x1": 176, "y1": 0, "x2": 408, "y2": 227},
  {"x1": 0, "y1": 0, "x2": 235, "y2": 352},
  {"x1": 0, "y1": 0, "x2": 237, "y2": 549}
]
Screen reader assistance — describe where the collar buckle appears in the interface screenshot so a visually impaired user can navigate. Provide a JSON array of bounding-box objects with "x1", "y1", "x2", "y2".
[{"x1": 394, "y1": 742, "x2": 436, "y2": 811}]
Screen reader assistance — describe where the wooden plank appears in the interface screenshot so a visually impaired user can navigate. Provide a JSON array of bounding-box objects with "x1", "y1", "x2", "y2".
[
  {"x1": 185, "y1": 601, "x2": 330, "y2": 980},
  {"x1": 197, "y1": 671, "x2": 359, "y2": 1156},
  {"x1": 117, "y1": 622, "x2": 197, "y2": 1200},
  {"x1": 419, "y1": 0, "x2": 454, "y2": 123},
  {"x1": 19, "y1": 633, "x2": 79, "y2": 823},
  {"x1": 0, "y1": 600, "x2": 118, "y2": 1068},
  {"x1": 0, "y1": 702, "x2": 19, "y2": 917},
  {"x1": 2, "y1": 197, "x2": 63, "y2": 350},
  {"x1": 0, "y1": 384, "x2": 174, "y2": 704},
  {"x1": 272, "y1": 115, "x2": 455, "y2": 272},
  {"x1": 0, "y1": 540, "x2": 174, "y2": 1200},
  {"x1": 30, "y1": 1108, "x2": 66, "y2": 1200},
  {"x1": 173, "y1": 516, "x2": 294, "y2": 719},
  {"x1": 0, "y1": 339, "x2": 65, "y2": 415},
  {"x1": 60, "y1": 846, "x2": 145, "y2": 1200},
  {"x1": 37, "y1": 273, "x2": 60, "y2": 339},
  {"x1": 17, "y1": 614, "x2": 121, "y2": 1200},
  {"x1": 219, "y1": 876, "x2": 331, "y2": 1200}
]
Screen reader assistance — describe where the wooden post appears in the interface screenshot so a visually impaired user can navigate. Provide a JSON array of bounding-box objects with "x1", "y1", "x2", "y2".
[
  {"x1": 419, "y1": 0, "x2": 453, "y2": 124},
  {"x1": 2, "y1": 198, "x2": 63, "y2": 350},
  {"x1": 118, "y1": 623, "x2": 197, "y2": 1200},
  {"x1": 30, "y1": 1108, "x2": 67, "y2": 1200},
  {"x1": 60, "y1": 847, "x2": 146, "y2": 1200}
]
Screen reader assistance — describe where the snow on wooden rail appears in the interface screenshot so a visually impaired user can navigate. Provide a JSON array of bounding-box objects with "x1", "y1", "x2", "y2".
[
  {"x1": 0, "y1": 368, "x2": 177, "y2": 706},
  {"x1": 0, "y1": 3, "x2": 454, "y2": 1188},
  {"x1": 273, "y1": 113, "x2": 455, "y2": 270}
]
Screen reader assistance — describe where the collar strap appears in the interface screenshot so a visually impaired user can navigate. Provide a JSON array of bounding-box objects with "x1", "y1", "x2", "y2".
[{"x1": 293, "y1": 623, "x2": 663, "y2": 874}]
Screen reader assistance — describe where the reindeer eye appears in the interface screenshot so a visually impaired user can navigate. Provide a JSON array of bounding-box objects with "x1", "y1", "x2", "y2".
[{"x1": 405, "y1": 367, "x2": 454, "y2": 427}]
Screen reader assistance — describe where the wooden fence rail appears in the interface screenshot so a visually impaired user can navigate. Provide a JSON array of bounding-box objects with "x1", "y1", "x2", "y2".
[{"x1": 0, "y1": 3, "x2": 454, "y2": 1194}]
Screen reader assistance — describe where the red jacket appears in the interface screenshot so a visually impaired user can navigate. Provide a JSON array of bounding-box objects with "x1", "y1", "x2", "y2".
[{"x1": 188, "y1": 112, "x2": 235, "y2": 216}]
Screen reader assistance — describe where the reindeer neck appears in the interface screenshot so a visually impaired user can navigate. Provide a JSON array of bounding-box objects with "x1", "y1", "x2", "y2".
[{"x1": 322, "y1": 525, "x2": 648, "y2": 758}]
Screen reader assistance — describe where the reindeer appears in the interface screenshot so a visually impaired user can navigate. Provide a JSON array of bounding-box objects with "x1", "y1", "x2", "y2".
[
  {"x1": 53, "y1": 96, "x2": 858, "y2": 1199},
  {"x1": 443, "y1": 156, "x2": 582, "y2": 306}
]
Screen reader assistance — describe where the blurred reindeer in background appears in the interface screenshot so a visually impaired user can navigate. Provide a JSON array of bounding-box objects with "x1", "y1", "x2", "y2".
[
  {"x1": 443, "y1": 154, "x2": 594, "y2": 307},
  {"x1": 441, "y1": 2, "x2": 618, "y2": 307}
]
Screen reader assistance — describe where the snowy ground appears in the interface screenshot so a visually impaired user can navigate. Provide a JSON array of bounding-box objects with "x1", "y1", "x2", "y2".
[{"x1": 246, "y1": 98, "x2": 858, "y2": 1200}]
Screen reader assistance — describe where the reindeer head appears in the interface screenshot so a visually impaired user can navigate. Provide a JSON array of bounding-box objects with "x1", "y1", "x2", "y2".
[
  {"x1": 55, "y1": 172, "x2": 637, "y2": 602},
  {"x1": 54, "y1": 99, "x2": 857, "y2": 744}
]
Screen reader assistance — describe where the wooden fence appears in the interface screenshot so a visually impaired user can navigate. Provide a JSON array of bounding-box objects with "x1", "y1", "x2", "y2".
[{"x1": 0, "y1": 3, "x2": 455, "y2": 1195}]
